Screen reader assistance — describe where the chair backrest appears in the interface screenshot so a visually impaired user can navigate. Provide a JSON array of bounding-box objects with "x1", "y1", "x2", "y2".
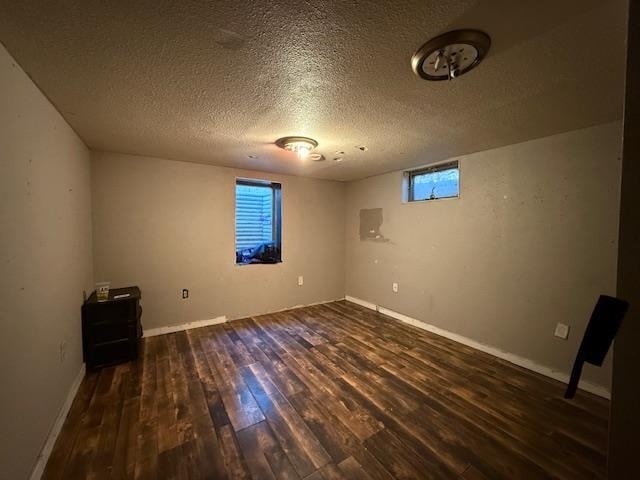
[{"x1": 580, "y1": 295, "x2": 629, "y2": 366}]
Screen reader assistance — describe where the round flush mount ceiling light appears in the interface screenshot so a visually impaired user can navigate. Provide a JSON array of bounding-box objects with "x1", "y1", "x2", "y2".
[
  {"x1": 275, "y1": 136, "x2": 318, "y2": 159},
  {"x1": 411, "y1": 29, "x2": 491, "y2": 81}
]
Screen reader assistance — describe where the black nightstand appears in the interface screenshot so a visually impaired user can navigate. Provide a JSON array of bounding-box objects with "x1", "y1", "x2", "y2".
[{"x1": 82, "y1": 286, "x2": 142, "y2": 369}]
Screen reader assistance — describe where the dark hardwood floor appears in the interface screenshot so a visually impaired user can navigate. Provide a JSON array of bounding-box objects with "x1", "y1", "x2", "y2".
[{"x1": 43, "y1": 301, "x2": 609, "y2": 479}]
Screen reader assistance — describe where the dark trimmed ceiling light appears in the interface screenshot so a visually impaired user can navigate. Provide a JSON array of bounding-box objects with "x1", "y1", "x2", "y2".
[
  {"x1": 411, "y1": 29, "x2": 491, "y2": 81},
  {"x1": 276, "y1": 136, "x2": 318, "y2": 159}
]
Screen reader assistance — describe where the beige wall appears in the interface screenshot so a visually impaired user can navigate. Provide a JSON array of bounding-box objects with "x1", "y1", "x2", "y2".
[
  {"x1": 345, "y1": 122, "x2": 622, "y2": 391},
  {"x1": 0, "y1": 44, "x2": 93, "y2": 479},
  {"x1": 91, "y1": 152, "x2": 345, "y2": 330}
]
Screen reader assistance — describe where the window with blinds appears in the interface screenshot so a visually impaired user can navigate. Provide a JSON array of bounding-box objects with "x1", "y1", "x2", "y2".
[{"x1": 235, "y1": 179, "x2": 282, "y2": 265}]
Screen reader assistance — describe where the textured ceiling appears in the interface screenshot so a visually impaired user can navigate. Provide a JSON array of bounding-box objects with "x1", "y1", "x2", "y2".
[{"x1": 0, "y1": 0, "x2": 627, "y2": 181}]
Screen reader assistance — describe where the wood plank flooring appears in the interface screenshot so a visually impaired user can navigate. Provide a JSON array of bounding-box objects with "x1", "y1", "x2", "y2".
[{"x1": 43, "y1": 301, "x2": 609, "y2": 479}]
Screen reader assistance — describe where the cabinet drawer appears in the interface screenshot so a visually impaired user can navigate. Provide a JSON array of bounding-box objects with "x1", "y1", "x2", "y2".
[
  {"x1": 88, "y1": 338, "x2": 138, "y2": 369},
  {"x1": 89, "y1": 321, "x2": 132, "y2": 344}
]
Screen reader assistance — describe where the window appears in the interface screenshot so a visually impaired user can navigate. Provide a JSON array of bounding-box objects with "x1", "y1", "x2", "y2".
[
  {"x1": 406, "y1": 161, "x2": 459, "y2": 202},
  {"x1": 235, "y1": 179, "x2": 282, "y2": 265}
]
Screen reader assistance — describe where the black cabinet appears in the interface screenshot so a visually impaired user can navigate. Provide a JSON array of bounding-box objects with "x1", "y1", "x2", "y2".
[{"x1": 82, "y1": 286, "x2": 142, "y2": 369}]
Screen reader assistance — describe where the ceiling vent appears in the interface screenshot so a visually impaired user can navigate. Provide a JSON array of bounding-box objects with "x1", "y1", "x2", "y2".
[{"x1": 411, "y1": 29, "x2": 491, "y2": 81}]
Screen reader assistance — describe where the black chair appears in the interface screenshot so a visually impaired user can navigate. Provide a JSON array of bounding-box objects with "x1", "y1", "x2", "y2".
[{"x1": 565, "y1": 295, "x2": 629, "y2": 399}]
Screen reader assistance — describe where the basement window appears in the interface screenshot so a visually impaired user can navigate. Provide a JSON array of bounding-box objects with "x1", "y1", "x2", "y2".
[
  {"x1": 405, "y1": 161, "x2": 459, "y2": 202},
  {"x1": 235, "y1": 179, "x2": 282, "y2": 265}
]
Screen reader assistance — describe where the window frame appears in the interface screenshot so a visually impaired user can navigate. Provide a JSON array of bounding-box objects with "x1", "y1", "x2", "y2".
[
  {"x1": 234, "y1": 178, "x2": 282, "y2": 265},
  {"x1": 405, "y1": 160, "x2": 460, "y2": 203}
]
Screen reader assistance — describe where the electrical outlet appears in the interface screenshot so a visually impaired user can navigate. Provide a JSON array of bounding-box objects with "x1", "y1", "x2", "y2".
[
  {"x1": 59, "y1": 341, "x2": 67, "y2": 363},
  {"x1": 392, "y1": 282, "x2": 399, "y2": 293},
  {"x1": 554, "y1": 323, "x2": 570, "y2": 340},
  {"x1": 298, "y1": 276, "x2": 304, "y2": 286},
  {"x1": 182, "y1": 288, "x2": 189, "y2": 299}
]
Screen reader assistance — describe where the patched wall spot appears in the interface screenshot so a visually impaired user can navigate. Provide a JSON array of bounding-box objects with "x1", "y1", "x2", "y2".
[{"x1": 359, "y1": 208, "x2": 389, "y2": 242}]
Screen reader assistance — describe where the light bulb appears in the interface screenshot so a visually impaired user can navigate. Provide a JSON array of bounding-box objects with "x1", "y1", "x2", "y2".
[
  {"x1": 297, "y1": 146, "x2": 310, "y2": 159},
  {"x1": 285, "y1": 141, "x2": 313, "y2": 158},
  {"x1": 276, "y1": 136, "x2": 318, "y2": 160}
]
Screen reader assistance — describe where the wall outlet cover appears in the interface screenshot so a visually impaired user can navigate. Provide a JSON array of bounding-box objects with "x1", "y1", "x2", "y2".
[
  {"x1": 392, "y1": 282, "x2": 399, "y2": 293},
  {"x1": 554, "y1": 323, "x2": 570, "y2": 340},
  {"x1": 298, "y1": 276, "x2": 304, "y2": 286},
  {"x1": 182, "y1": 289, "x2": 189, "y2": 299}
]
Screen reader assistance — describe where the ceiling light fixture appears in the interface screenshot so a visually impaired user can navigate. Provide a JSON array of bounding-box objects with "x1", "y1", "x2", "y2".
[
  {"x1": 411, "y1": 29, "x2": 491, "y2": 81},
  {"x1": 276, "y1": 136, "x2": 318, "y2": 159}
]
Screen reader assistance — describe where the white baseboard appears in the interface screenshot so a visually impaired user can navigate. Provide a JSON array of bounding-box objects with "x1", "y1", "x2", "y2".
[
  {"x1": 344, "y1": 295, "x2": 610, "y2": 399},
  {"x1": 254, "y1": 297, "x2": 347, "y2": 317},
  {"x1": 143, "y1": 315, "x2": 227, "y2": 338},
  {"x1": 29, "y1": 363, "x2": 86, "y2": 480},
  {"x1": 344, "y1": 295, "x2": 377, "y2": 311},
  {"x1": 142, "y1": 297, "x2": 346, "y2": 338}
]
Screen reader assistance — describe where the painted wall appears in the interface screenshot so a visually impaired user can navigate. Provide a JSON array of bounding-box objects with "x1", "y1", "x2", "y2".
[
  {"x1": 345, "y1": 122, "x2": 622, "y2": 391},
  {"x1": 0, "y1": 44, "x2": 93, "y2": 479},
  {"x1": 91, "y1": 152, "x2": 345, "y2": 330}
]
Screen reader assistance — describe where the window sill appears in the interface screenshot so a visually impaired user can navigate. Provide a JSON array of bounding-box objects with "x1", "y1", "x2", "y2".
[
  {"x1": 235, "y1": 260, "x2": 283, "y2": 267},
  {"x1": 404, "y1": 195, "x2": 459, "y2": 204}
]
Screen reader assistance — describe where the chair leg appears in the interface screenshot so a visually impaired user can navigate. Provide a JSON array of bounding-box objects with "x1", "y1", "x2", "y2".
[{"x1": 565, "y1": 357, "x2": 584, "y2": 399}]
